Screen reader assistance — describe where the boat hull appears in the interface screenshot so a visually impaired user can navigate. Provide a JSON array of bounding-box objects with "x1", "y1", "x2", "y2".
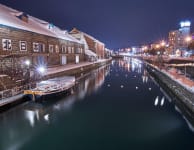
[{"x1": 25, "y1": 87, "x2": 73, "y2": 102}]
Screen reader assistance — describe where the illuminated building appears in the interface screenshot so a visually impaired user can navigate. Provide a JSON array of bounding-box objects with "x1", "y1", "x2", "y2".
[
  {"x1": 0, "y1": 4, "x2": 85, "y2": 76},
  {"x1": 168, "y1": 21, "x2": 191, "y2": 55}
]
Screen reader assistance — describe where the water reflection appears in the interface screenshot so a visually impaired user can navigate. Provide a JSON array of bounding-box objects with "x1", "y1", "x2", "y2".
[
  {"x1": 23, "y1": 65, "x2": 110, "y2": 127},
  {"x1": 118, "y1": 57, "x2": 142, "y2": 74}
]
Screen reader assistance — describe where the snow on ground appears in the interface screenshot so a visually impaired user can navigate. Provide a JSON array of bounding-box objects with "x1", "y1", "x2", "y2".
[
  {"x1": 45, "y1": 59, "x2": 108, "y2": 75},
  {"x1": 161, "y1": 69, "x2": 194, "y2": 93}
]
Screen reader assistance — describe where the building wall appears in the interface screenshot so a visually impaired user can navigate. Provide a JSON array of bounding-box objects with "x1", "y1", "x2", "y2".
[
  {"x1": 0, "y1": 24, "x2": 85, "y2": 73},
  {"x1": 84, "y1": 35, "x2": 96, "y2": 52},
  {"x1": 96, "y1": 42, "x2": 105, "y2": 59}
]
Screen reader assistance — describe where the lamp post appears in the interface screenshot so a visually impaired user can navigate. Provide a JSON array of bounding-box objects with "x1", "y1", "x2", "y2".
[{"x1": 36, "y1": 66, "x2": 46, "y2": 81}]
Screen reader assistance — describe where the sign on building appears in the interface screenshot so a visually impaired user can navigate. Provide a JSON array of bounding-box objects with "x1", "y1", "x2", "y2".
[
  {"x1": 20, "y1": 41, "x2": 27, "y2": 51},
  {"x1": 2, "y1": 39, "x2": 12, "y2": 50}
]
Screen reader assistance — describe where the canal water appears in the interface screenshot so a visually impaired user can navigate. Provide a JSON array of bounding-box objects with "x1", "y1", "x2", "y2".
[{"x1": 0, "y1": 58, "x2": 194, "y2": 150}]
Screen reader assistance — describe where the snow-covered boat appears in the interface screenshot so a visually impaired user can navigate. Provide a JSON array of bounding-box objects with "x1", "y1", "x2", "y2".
[{"x1": 24, "y1": 76, "x2": 75, "y2": 101}]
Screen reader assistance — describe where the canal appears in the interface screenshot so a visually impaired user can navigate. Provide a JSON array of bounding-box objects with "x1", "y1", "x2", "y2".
[{"x1": 0, "y1": 58, "x2": 194, "y2": 150}]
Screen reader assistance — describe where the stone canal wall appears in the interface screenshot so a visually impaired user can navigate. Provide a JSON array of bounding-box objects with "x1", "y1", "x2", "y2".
[
  {"x1": 146, "y1": 63, "x2": 194, "y2": 116},
  {"x1": 42, "y1": 60, "x2": 110, "y2": 80}
]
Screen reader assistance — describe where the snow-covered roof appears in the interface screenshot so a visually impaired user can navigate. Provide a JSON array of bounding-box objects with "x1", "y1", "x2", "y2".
[
  {"x1": 85, "y1": 49, "x2": 97, "y2": 57},
  {"x1": 0, "y1": 4, "x2": 83, "y2": 44},
  {"x1": 83, "y1": 32, "x2": 105, "y2": 45},
  {"x1": 70, "y1": 28, "x2": 104, "y2": 45}
]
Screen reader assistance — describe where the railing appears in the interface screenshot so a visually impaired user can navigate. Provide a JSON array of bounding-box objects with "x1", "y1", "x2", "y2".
[{"x1": 0, "y1": 83, "x2": 36, "y2": 101}]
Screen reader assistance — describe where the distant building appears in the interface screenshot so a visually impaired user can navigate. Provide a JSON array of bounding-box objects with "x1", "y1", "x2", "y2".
[
  {"x1": 70, "y1": 28, "x2": 105, "y2": 60},
  {"x1": 168, "y1": 30, "x2": 181, "y2": 54},
  {"x1": 168, "y1": 21, "x2": 191, "y2": 55},
  {"x1": 104, "y1": 48, "x2": 112, "y2": 59}
]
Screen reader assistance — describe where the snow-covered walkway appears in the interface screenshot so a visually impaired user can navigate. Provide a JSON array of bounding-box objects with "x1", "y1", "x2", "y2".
[{"x1": 43, "y1": 59, "x2": 108, "y2": 76}]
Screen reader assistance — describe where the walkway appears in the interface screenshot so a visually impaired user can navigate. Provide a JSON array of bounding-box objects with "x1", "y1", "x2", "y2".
[{"x1": 44, "y1": 59, "x2": 107, "y2": 76}]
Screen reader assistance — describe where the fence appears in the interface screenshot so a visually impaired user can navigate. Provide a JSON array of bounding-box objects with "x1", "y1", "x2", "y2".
[{"x1": 0, "y1": 82, "x2": 36, "y2": 101}]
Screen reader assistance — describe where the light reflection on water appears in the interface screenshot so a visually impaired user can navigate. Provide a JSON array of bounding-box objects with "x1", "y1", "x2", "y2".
[{"x1": 0, "y1": 58, "x2": 194, "y2": 150}]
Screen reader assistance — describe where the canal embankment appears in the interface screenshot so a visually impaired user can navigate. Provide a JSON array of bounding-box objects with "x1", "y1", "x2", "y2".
[
  {"x1": 145, "y1": 62, "x2": 194, "y2": 123},
  {"x1": 0, "y1": 59, "x2": 111, "y2": 112}
]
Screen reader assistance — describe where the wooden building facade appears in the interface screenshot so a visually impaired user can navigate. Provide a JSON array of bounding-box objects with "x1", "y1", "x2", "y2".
[{"x1": 0, "y1": 4, "x2": 85, "y2": 78}]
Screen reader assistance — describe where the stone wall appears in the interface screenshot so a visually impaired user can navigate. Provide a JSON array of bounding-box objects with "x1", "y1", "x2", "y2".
[{"x1": 146, "y1": 63, "x2": 194, "y2": 120}]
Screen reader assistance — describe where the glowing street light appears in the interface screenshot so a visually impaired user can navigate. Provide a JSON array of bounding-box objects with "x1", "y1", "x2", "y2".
[
  {"x1": 156, "y1": 44, "x2": 160, "y2": 49},
  {"x1": 25, "y1": 60, "x2": 30, "y2": 66},
  {"x1": 160, "y1": 41, "x2": 166, "y2": 47},
  {"x1": 185, "y1": 36, "x2": 192, "y2": 43},
  {"x1": 37, "y1": 66, "x2": 46, "y2": 74}
]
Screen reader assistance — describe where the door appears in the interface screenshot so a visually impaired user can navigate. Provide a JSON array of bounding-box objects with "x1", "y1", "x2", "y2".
[
  {"x1": 75, "y1": 55, "x2": 79, "y2": 64},
  {"x1": 61, "y1": 55, "x2": 67, "y2": 65}
]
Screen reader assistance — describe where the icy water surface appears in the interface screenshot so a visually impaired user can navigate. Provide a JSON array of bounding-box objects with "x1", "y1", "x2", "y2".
[{"x1": 0, "y1": 58, "x2": 194, "y2": 150}]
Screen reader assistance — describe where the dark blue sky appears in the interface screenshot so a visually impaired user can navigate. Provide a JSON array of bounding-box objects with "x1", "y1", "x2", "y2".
[{"x1": 1, "y1": 0, "x2": 194, "y2": 49}]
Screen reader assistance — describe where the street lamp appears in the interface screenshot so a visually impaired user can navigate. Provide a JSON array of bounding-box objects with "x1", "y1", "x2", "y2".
[
  {"x1": 35, "y1": 66, "x2": 46, "y2": 81},
  {"x1": 25, "y1": 60, "x2": 30, "y2": 66},
  {"x1": 185, "y1": 36, "x2": 192, "y2": 43},
  {"x1": 37, "y1": 66, "x2": 46, "y2": 74},
  {"x1": 160, "y1": 41, "x2": 166, "y2": 47},
  {"x1": 156, "y1": 44, "x2": 160, "y2": 49}
]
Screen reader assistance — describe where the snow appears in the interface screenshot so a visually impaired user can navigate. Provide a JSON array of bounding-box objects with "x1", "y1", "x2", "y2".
[
  {"x1": 0, "y1": 4, "x2": 83, "y2": 44},
  {"x1": 85, "y1": 49, "x2": 97, "y2": 57},
  {"x1": 83, "y1": 32, "x2": 105, "y2": 45}
]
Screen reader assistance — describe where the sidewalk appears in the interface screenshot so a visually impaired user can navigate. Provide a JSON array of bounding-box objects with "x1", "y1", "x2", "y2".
[
  {"x1": 162, "y1": 68, "x2": 194, "y2": 92},
  {"x1": 43, "y1": 59, "x2": 108, "y2": 77}
]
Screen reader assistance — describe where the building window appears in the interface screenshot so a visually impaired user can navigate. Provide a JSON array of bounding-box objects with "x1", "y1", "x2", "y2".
[
  {"x1": 71, "y1": 47, "x2": 74, "y2": 53},
  {"x1": 55, "y1": 45, "x2": 59, "y2": 53},
  {"x1": 68, "y1": 47, "x2": 71, "y2": 54},
  {"x1": 39, "y1": 43, "x2": 45, "y2": 53},
  {"x1": 33, "y1": 42, "x2": 45, "y2": 52},
  {"x1": 62, "y1": 45, "x2": 67, "y2": 53},
  {"x1": 20, "y1": 41, "x2": 27, "y2": 51},
  {"x1": 2, "y1": 39, "x2": 12, "y2": 50},
  {"x1": 33, "y1": 42, "x2": 39, "y2": 52},
  {"x1": 75, "y1": 48, "x2": 80, "y2": 54},
  {"x1": 49, "y1": 44, "x2": 54, "y2": 53}
]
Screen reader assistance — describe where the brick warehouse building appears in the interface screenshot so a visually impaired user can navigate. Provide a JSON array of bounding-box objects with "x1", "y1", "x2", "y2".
[
  {"x1": 0, "y1": 4, "x2": 85, "y2": 79},
  {"x1": 70, "y1": 28, "x2": 105, "y2": 60}
]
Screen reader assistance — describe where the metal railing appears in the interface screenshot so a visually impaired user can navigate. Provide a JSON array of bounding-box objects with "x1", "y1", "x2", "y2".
[{"x1": 0, "y1": 83, "x2": 36, "y2": 101}]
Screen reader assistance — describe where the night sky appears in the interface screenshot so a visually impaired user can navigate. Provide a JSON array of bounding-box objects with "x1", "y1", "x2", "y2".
[{"x1": 1, "y1": 0, "x2": 194, "y2": 49}]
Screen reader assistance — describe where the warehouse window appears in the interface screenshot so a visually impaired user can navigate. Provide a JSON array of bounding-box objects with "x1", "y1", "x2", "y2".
[
  {"x1": 49, "y1": 45, "x2": 54, "y2": 53},
  {"x1": 62, "y1": 45, "x2": 67, "y2": 53},
  {"x1": 33, "y1": 42, "x2": 45, "y2": 52},
  {"x1": 33, "y1": 42, "x2": 39, "y2": 52},
  {"x1": 55, "y1": 45, "x2": 59, "y2": 53}
]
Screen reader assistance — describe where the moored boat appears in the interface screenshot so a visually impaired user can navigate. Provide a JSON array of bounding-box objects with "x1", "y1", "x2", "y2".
[{"x1": 24, "y1": 76, "x2": 75, "y2": 101}]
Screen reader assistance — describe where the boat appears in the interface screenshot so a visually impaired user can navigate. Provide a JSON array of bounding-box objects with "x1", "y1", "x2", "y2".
[{"x1": 24, "y1": 76, "x2": 75, "y2": 101}]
